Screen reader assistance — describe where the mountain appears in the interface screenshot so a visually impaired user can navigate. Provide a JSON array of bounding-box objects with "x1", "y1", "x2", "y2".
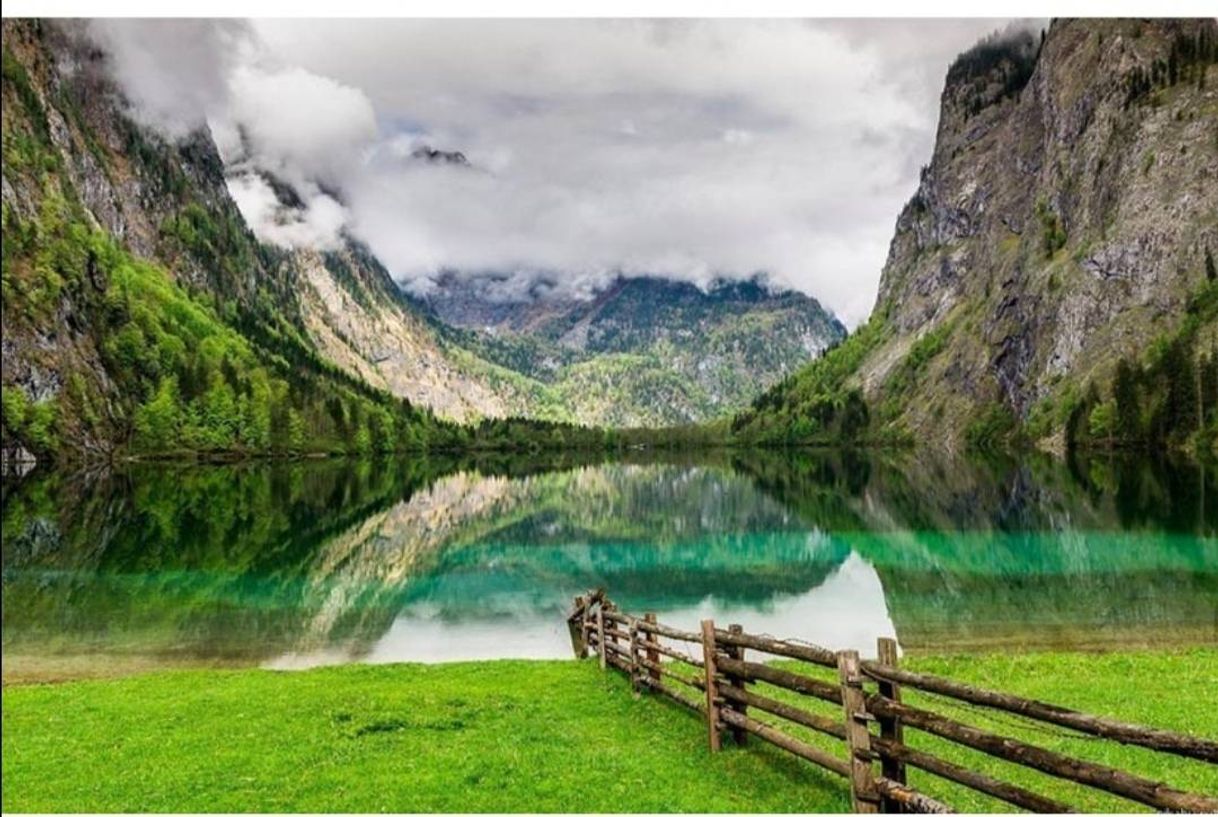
[
  {"x1": 0, "y1": 20, "x2": 847, "y2": 465},
  {"x1": 0, "y1": 20, "x2": 606, "y2": 467},
  {"x1": 420, "y1": 272, "x2": 845, "y2": 427},
  {"x1": 734, "y1": 19, "x2": 1218, "y2": 453}
]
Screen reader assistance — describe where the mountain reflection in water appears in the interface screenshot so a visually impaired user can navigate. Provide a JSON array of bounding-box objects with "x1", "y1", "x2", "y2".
[{"x1": 3, "y1": 449, "x2": 1215, "y2": 681}]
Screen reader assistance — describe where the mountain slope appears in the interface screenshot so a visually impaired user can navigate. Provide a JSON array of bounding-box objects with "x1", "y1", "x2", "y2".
[
  {"x1": 423, "y1": 273, "x2": 845, "y2": 426},
  {"x1": 1, "y1": 19, "x2": 850, "y2": 451},
  {"x1": 735, "y1": 19, "x2": 1218, "y2": 452},
  {"x1": 0, "y1": 20, "x2": 597, "y2": 467}
]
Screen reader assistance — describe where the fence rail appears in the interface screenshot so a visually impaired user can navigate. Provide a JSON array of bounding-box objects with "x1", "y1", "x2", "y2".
[{"x1": 566, "y1": 591, "x2": 1218, "y2": 814}]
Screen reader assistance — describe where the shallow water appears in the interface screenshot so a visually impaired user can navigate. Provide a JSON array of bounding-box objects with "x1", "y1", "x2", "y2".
[{"x1": 3, "y1": 449, "x2": 1215, "y2": 681}]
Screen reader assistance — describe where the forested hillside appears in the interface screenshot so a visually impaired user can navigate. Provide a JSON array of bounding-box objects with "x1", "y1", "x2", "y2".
[
  {"x1": 426, "y1": 273, "x2": 844, "y2": 427},
  {"x1": 0, "y1": 20, "x2": 608, "y2": 467}
]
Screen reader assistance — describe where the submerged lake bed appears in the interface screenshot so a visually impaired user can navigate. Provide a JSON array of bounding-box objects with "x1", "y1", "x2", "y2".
[{"x1": 2, "y1": 449, "x2": 1216, "y2": 683}]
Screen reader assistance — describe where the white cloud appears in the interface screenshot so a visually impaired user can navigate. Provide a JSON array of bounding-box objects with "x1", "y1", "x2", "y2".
[
  {"x1": 226, "y1": 65, "x2": 378, "y2": 191},
  {"x1": 86, "y1": 19, "x2": 252, "y2": 139},
  {"x1": 226, "y1": 172, "x2": 347, "y2": 250},
  {"x1": 91, "y1": 18, "x2": 1022, "y2": 327}
]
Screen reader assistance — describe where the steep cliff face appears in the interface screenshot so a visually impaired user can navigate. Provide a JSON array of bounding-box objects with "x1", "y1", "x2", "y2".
[
  {"x1": 735, "y1": 19, "x2": 1218, "y2": 450},
  {"x1": 864, "y1": 19, "x2": 1218, "y2": 448},
  {"x1": 280, "y1": 241, "x2": 520, "y2": 424}
]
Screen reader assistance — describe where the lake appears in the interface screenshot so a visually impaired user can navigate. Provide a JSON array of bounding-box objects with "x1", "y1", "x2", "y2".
[{"x1": 3, "y1": 449, "x2": 1216, "y2": 682}]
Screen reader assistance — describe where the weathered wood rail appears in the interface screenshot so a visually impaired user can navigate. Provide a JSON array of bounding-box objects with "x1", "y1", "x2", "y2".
[{"x1": 566, "y1": 591, "x2": 1218, "y2": 814}]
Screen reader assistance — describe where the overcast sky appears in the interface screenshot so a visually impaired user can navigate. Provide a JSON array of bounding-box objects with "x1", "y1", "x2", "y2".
[{"x1": 90, "y1": 18, "x2": 1020, "y2": 325}]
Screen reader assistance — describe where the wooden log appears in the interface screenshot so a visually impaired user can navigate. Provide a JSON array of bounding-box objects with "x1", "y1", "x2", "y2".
[
  {"x1": 648, "y1": 638, "x2": 704, "y2": 668},
  {"x1": 873, "y1": 779, "x2": 955, "y2": 814},
  {"x1": 603, "y1": 602, "x2": 620, "y2": 644},
  {"x1": 701, "y1": 619, "x2": 722, "y2": 752},
  {"x1": 839, "y1": 650, "x2": 880, "y2": 813},
  {"x1": 636, "y1": 618, "x2": 702, "y2": 643},
  {"x1": 718, "y1": 709, "x2": 850, "y2": 778},
  {"x1": 596, "y1": 607, "x2": 607, "y2": 670},
  {"x1": 724, "y1": 624, "x2": 748, "y2": 746},
  {"x1": 568, "y1": 595, "x2": 587, "y2": 658},
  {"x1": 637, "y1": 656, "x2": 703, "y2": 689},
  {"x1": 603, "y1": 639, "x2": 632, "y2": 659},
  {"x1": 602, "y1": 625, "x2": 630, "y2": 644},
  {"x1": 714, "y1": 628, "x2": 838, "y2": 668},
  {"x1": 603, "y1": 608, "x2": 632, "y2": 625},
  {"x1": 605, "y1": 652, "x2": 633, "y2": 675},
  {"x1": 866, "y1": 695, "x2": 1218, "y2": 813},
  {"x1": 875, "y1": 637, "x2": 905, "y2": 813},
  {"x1": 716, "y1": 656, "x2": 842, "y2": 705},
  {"x1": 870, "y1": 736, "x2": 1072, "y2": 813},
  {"x1": 643, "y1": 613, "x2": 661, "y2": 683},
  {"x1": 716, "y1": 683, "x2": 846, "y2": 740},
  {"x1": 640, "y1": 675, "x2": 705, "y2": 713},
  {"x1": 861, "y1": 661, "x2": 1218, "y2": 764}
]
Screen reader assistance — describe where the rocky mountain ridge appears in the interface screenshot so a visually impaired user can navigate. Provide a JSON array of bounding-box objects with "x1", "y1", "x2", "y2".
[{"x1": 735, "y1": 18, "x2": 1218, "y2": 452}]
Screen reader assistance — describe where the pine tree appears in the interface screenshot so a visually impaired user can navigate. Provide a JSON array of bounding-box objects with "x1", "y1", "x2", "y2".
[
  {"x1": 1113, "y1": 357, "x2": 1141, "y2": 442},
  {"x1": 1163, "y1": 337, "x2": 1199, "y2": 436},
  {"x1": 1200, "y1": 348, "x2": 1218, "y2": 423},
  {"x1": 1206, "y1": 247, "x2": 1216, "y2": 282}
]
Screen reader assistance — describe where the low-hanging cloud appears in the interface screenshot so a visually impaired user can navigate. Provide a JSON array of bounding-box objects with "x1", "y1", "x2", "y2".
[
  {"x1": 86, "y1": 19, "x2": 252, "y2": 139},
  {"x1": 88, "y1": 18, "x2": 1021, "y2": 326}
]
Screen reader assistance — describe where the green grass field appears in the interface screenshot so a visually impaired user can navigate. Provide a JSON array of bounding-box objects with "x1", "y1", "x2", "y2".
[{"x1": 3, "y1": 650, "x2": 1216, "y2": 812}]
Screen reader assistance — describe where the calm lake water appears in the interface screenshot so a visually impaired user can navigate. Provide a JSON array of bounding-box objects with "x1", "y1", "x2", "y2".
[{"x1": 3, "y1": 449, "x2": 1216, "y2": 681}]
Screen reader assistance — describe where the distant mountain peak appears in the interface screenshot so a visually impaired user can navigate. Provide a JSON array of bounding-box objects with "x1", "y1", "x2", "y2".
[{"x1": 410, "y1": 145, "x2": 471, "y2": 166}]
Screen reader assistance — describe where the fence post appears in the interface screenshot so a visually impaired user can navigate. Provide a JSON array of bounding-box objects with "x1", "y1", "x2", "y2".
[
  {"x1": 700, "y1": 619, "x2": 722, "y2": 752},
  {"x1": 643, "y1": 613, "x2": 660, "y2": 684},
  {"x1": 725, "y1": 624, "x2": 748, "y2": 746},
  {"x1": 604, "y1": 602, "x2": 618, "y2": 649},
  {"x1": 839, "y1": 649, "x2": 880, "y2": 814},
  {"x1": 568, "y1": 595, "x2": 587, "y2": 658},
  {"x1": 596, "y1": 606, "x2": 606, "y2": 670},
  {"x1": 876, "y1": 637, "x2": 906, "y2": 813},
  {"x1": 629, "y1": 618, "x2": 641, "y2": 699}
]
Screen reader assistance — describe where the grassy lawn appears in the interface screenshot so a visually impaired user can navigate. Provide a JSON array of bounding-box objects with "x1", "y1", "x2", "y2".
[{"x1": 3, "y1": 650, "x2": 1216, "y2": 812}]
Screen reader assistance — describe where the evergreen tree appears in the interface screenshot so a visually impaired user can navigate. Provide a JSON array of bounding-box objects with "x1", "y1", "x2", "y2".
[
  {"x1": 1200, "y1": 348, "x2": 1218, "y2": 423},
  {"x1": 1206, "y1": 247, "x2": 1216, "y2": 282},
  {"x1": 1113, "y1": 357, "x2": 1141, "y2": 442},
  {"x1": 1163, "y1": 337, "x2": 1199, "y2": 436}
]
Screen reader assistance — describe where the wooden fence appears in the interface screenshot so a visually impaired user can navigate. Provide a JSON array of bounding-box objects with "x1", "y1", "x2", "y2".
[{"x1": 566, "y1": 590, "x2": 1218, "y2": 814}]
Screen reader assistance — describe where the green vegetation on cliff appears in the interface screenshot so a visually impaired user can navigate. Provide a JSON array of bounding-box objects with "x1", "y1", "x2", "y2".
[{"x1": 1051, "y1": 280, "x2": 1218, "y2": 454}]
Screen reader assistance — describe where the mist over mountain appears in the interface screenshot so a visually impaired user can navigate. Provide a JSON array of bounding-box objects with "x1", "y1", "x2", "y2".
[{"x1": 83, "y1": 17, "x2": 1020, "y2": 327}]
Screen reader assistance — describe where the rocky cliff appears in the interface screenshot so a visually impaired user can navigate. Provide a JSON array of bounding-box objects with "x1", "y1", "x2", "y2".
[{"x1": 735, "y1": 19, "x2": 1218, "y2": 451}]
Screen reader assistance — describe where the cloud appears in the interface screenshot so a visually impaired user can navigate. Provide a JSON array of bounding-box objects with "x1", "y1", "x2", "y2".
[
  {"x1": 226, "y1": 172, "x2": 347, "y2": 250},
  {"x1": 86, "y1": 19, "x2": 253, "y2": 138},
  {"x1": 226, "y1": 65, "x2": 378, "y2": 191},
  {"x1": 90, "y1": 18, "x2": 1020, "y2": 326}
]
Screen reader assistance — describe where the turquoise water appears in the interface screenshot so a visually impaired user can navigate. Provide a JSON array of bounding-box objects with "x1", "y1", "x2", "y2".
[{"x1": 2, "y1": 449, "x2": 1215, "y2": 680}]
